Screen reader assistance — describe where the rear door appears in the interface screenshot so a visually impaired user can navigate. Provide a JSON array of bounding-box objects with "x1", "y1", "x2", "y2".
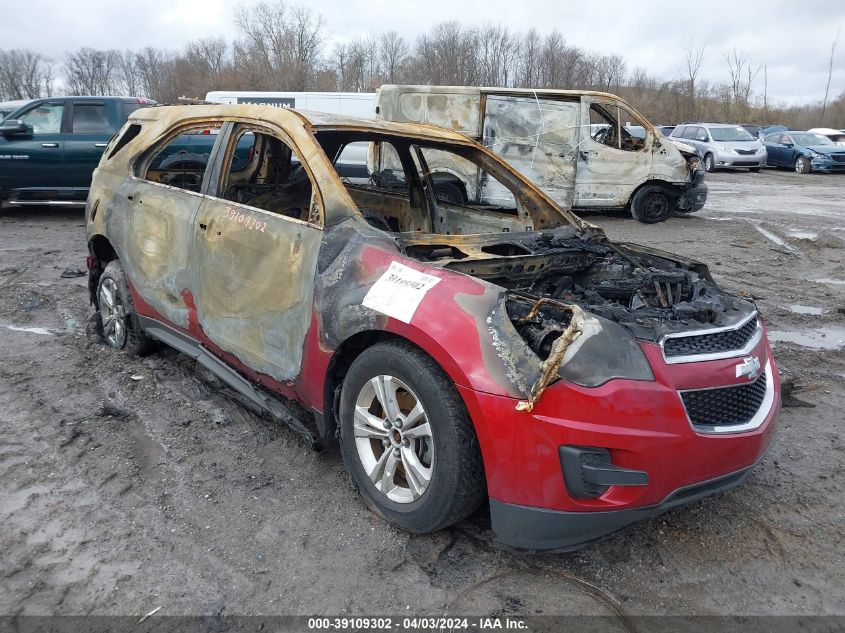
[
  {"x1": 120, "y1": 121, "x2": 224, "y2": 328},
  {"x1": 0, "y1": 100, "x2": 66, "y2": 194},
  {"x1": 764, "y1": 134, "x2": 784, "y2": 165},
  {"x1": 482, "y1": 94, "x2": 579, "y2": 208},
  {"x1": 191, "y1": 123, "x2": 323, "y2": 383},
  {"x1": 64, "y1": 100, "x2": 117, "y2": 189}
]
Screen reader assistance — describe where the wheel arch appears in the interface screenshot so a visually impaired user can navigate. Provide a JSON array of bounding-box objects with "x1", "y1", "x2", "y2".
[
  {"x1": 626, "y1": 179, "x2": 684, "y2": 210},
  {"x1": 87, "y1": 234, "x2": 119, "y2": 307},
  {"x1": 320, "y1": 327, "x2": 479, "y2": 446}
]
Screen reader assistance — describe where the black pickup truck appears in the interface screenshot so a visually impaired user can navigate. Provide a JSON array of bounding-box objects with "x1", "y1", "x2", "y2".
[{"x1": 0, "y1": 96, "x2": 154, "y2": 207}]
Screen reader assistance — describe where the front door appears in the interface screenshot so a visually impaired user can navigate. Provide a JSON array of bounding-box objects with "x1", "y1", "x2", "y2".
[
  {"x1": 0, "y1": 101, "x2": 66, "y2": 194},
  {"x1": 482, "y1": 94, "x2": 579, "y2": 209},
  {"x1": 576, "y1": 98, "x2": 653, "y2": 209},
  {"x1": 191, "y1": 123, "x2": 323, "y2": 383}
]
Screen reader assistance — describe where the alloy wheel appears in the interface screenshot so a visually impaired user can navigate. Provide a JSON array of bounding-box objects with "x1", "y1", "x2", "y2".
[
  {"x1": 353, "y1": 375, "x2": 434, "y2": 503},
  {"x1": 98, "y1": 278, "x2": 127, "y2": 349}
]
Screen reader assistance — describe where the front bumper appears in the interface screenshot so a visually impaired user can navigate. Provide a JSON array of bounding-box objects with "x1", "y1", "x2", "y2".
[
  {"x1": 810, "y1": 157, "x2": 845, "y2": 172},
  {"x1": 490, "y1": 463, "x2": 757, "y2": 551},
  {"x1": 714, "y1": 151, "x2": 766, "y2": 169},
  {"x1": 457, "y1": 335, "x2": 779, "y2": 551},
  {"x1": 677, "y1": 181, "x2": 708, "y2": 213}
]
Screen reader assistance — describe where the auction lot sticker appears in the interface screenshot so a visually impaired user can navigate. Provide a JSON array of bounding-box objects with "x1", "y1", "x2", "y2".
[{"x1": 363, "y1": 261, "x2": 441, "y2": 324}]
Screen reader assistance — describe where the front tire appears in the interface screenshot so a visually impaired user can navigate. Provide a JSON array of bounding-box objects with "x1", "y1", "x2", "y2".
[
  {"x1": 339, "y1": 341, "x2": 486, "y2": 534},
  {"x1": 630, "y1": 185, "x2": 675, "y2": 224},
  {"x1": 95, "y1": 260, "x2": 157, "y2": 356},
  {"x1": 703, "y1": 153, "x2": 715, "y2": 172},
  {"x1": 795, "y1": 156, "x2": 811, "y2": 174}
]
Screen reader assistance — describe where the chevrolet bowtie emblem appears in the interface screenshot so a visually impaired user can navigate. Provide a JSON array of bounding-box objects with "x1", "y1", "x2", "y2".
[{"x1": 736, "y1": 356, "x2": 762, "y2": 381}]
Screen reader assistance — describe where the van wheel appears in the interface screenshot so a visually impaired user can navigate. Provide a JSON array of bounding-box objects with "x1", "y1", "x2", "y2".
[
  {"x1": 630, "y1": 185, "x2": 675, "y2": 224},
  {"x1": 795, "y1": 156, "x2": 811, "y2": 174},
  {"x1": 703, "y1": 153, "x2": 715, "y2": 172},
  {"x1": 434, "y1": 181, "x2": 465, "y2": 205},
  {"x1": 338, "y1": 341, "x2": 486, "y2": 533},
  {"x1": 95, "y1": 260, "x2": 157, "y2": 356}
]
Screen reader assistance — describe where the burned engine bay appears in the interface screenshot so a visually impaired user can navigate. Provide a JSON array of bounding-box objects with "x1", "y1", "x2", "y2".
[{"x1": 398, "y1": 225, "x2": 757, "y2": 353}]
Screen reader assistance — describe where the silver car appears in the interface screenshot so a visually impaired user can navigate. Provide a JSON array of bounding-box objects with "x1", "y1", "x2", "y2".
[{"x1": 671, "y1": 123, "x2": 766, "y2": 172}]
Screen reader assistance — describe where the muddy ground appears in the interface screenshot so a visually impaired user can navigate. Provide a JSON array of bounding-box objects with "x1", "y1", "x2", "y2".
[{"x1": 0, "y1": 169, "x2": 843, "y2": 621}]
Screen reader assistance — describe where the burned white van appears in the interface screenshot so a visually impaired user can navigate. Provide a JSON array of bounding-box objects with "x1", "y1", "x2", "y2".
[{"x1": 375, "y1": 86, "x2": 707, "y2": 224}]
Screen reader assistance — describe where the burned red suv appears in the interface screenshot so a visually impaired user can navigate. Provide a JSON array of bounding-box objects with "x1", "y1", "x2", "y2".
[{"x1": 86, "y1": 105, "x2": 779, "y2": 550}]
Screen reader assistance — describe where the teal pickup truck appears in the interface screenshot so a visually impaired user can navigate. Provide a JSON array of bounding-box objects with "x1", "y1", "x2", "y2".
[{"x1": 0, "y1": 96, "x2": 155, "y2": 207}]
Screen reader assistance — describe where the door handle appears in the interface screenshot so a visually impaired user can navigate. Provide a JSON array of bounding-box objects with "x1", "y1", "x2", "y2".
[
  {"x1": 94, "y1": 143, "x2": 108, "y2": 148},
  {"x1": 41, "y1": 143, "x2": 59, "y2": 148}
]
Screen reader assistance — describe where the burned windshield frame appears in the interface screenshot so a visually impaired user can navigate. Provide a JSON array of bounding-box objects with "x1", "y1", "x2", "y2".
[{"x1": 313, "y1": 129, "x2": 581, "y2": 233}]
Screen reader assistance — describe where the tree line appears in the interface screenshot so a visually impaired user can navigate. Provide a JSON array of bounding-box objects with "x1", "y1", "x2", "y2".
[{"x1": 1, "y1": 1, "x2": 842, "y2": 129}]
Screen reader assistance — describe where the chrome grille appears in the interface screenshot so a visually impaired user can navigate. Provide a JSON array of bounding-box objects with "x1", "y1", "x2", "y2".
[
  {"x1": 681, "y1": 371, "x2": 768, "y2": 430},
  {"x1": 664, "y1": 317, "x2": 758, "y2": 359}
]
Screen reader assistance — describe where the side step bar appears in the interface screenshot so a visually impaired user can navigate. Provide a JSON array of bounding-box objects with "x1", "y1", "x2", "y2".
[{"x1": 137, "y1": 315, "x2": 320, "y2": 449}]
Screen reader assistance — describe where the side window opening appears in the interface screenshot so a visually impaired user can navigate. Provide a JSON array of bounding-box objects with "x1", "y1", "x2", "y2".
[
  {"x1": 72, "y1": 103, "x2": 110, "y2": 134},
  {"x1": 589, "y1": 102, "x2": 646, "y2": 152},
  {"x1": 331, "y1": 139, "x2": 419, "y2": 232},
  {"x1": 139, "y1": 123, "x2": 222, "y2": 193},
  {"x1": 18, "y1": 103, "x2": 64, "y2": 135},
  {"x1": 107, "y1": 124, "x2": 141, "y2": 160},
  {"x1": 218, "y1": 126, "x2": 315, "y2": 224}
]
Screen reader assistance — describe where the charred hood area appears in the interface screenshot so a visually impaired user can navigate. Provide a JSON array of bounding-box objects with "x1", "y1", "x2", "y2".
[{"x1": 398, "y1": 226, "x2": 756, "y2": 344}]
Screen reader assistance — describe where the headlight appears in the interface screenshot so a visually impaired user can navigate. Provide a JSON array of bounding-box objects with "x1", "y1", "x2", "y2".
[
  {"x1": 808, "y1": 150, "x2": 828, "y2": 159},
  {"x1": 556, "y1": 317, "x2": 654, "y2": 387},
  {"x1": 506, "y1": 296, "x2": 654, "y2": 389}
]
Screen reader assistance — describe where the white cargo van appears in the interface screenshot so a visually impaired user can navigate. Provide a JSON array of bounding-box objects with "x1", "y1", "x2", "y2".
[
  {"x1": 204, "y1": 91, "x2": 376, "y2": 118},
  {"x1": 375, "y1": 85, "x2": 707, "y2": 223}
]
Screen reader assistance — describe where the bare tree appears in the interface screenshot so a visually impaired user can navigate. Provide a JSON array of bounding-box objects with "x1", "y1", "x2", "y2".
[
  {"x1": 379, "y1": 31, "x2": 408, "y2": 85},
  {"x1": 0, "y1": 49, "x2": 54, "y2": 100},
  {"x1": 116, "y1": 50, "x2": 140, "y2": 96},
  {"x1": 682, "y1": 40, "x2": 705, "y2": 120},
  {"x1": 821, "y1": 28, "x2": 840, "y2": 123},
  {"x1": 724, "y1": 46, "x2": 759, "y2": 120},
  {"x1": 64, "y1": 48, "x2": 121, "y2": 95},
  {"x1": 234, "y1": 2, "x2": 325, "y2": 91}
]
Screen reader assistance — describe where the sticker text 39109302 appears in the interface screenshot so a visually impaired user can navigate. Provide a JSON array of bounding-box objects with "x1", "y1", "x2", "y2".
[{"x1": 223, "y1": 207, "x2": 267, "y2": 232}]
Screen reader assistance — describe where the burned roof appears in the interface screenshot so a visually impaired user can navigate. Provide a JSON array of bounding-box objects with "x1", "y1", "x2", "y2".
[{"x1": 128, "y1": 103, "x2": 474, "y2": 144}]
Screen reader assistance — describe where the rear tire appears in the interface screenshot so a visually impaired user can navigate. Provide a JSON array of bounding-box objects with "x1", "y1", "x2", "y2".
[
  {"x1": 630, "y1": 185, "x2": 675, "y2": 224},
  {"x1": 338, "y1": 341, "x2": 486, "y2": 534},
  {"x1": 95, "y1": 260, "x2": 158, "y2": 356}
]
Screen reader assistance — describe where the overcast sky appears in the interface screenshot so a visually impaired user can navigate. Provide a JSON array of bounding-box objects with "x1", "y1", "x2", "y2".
[{"x1": 5, "y1": 0, "x2": 844, "y2": 105}]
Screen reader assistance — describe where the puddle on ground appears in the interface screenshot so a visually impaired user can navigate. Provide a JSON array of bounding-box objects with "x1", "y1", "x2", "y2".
[
  {"x1": 789, "y1": 304, "x2": 827, "y2": 316},
  {"x1": 786, "y1": 229, "x2": 819, "y2": 240},
  {"x1": 3, "y1": 324, "x2": 54, "y2": 336},
  {"x1": 752, "y1": 224, "x2": 800, "y2": 254},
  {"x1": 811, "y1": 278, "x2": 845, "y2": 286},
  {"x1": 769, "y1": 325, "x2": 845, "y2": 350}
]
